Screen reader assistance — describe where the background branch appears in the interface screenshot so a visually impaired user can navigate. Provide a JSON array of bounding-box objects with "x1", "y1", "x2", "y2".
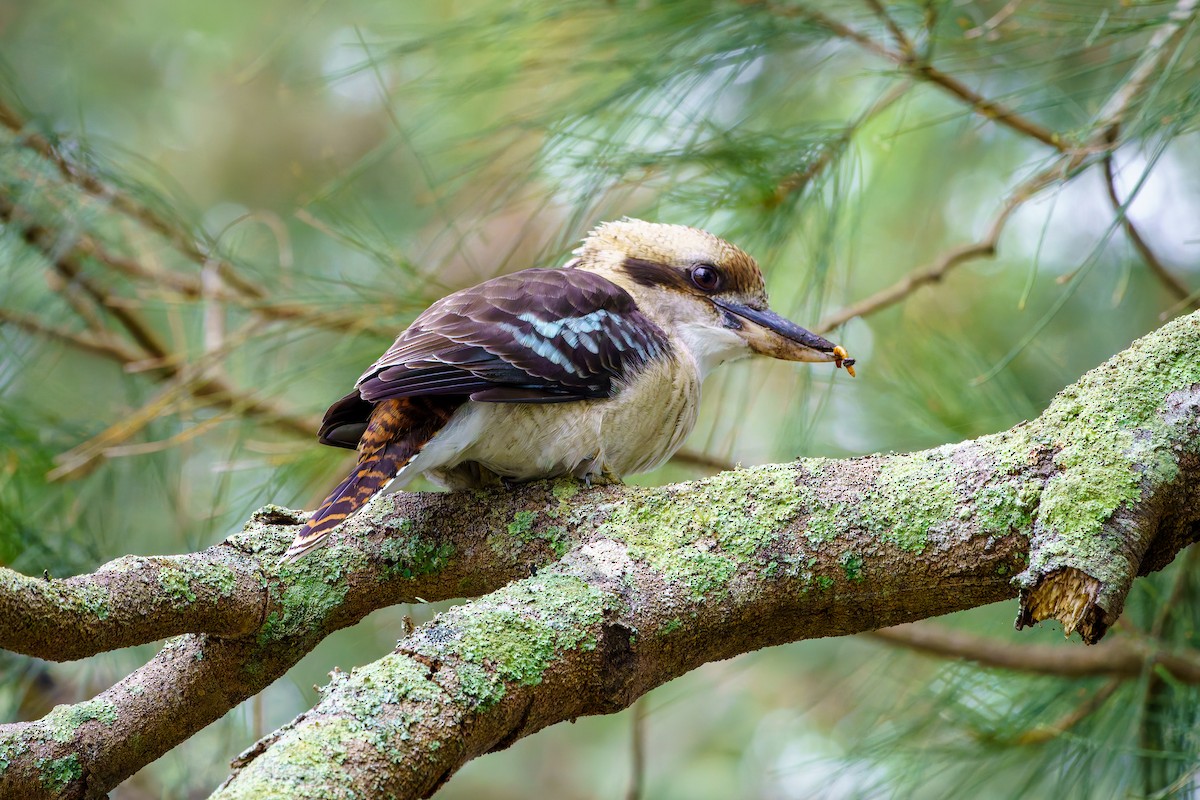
[
  {"x1": 1102, "y1": 148, "x2": 1195, "y2": 306},
  {"x1": 870, "y1": 623, "x2": 1200, "y2": 684}
]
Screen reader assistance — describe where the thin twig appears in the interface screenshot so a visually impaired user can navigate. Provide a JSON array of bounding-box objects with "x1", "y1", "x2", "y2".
[
  {"x1": 911, "y1": 61, "x2": 1064, "y2": 151},
  {"x1": 765, "y1": 2, "x2": 1066, "y2": 151},
  {"x1": 964, "y1": 0, "x2": 1022, "y2": 41},
  {"x1": 1094, "y1": 0, "x2": 1200, "y2": 133},
  {"x1": 48, "y1": 323, "x2": 318, "y2": 481},
  {"x1": 1102, "y1": 144, "x2": 1195, "y2": 306},
  {"x1": 1011, "y1": 678, "x2": 1123, "y2": 745},
  {"x1": 862, "y1": 0, "x2": 911, "y2": 54},
  {"x1": 817, "y1": 0, "x2": 1199, "y2": 332},
  {"x1": 774, "y1": 81, "x2": 912, "y2": 203},
  {"x1": 870, "y1": 622, "x2": 1200, "y2": 684},
  {"x1": 0, "y1": 307, "x2": 142, "y2": 362},
  {"x1": 0, "y1": 97, "x2": 266, "y2": 300},
  {"x1": 815, "y1": 240, "x2": 995, "y2": 333},
  {"x1": 1, "y1": 103, "x2": 400, "y2": 337},
  {"x1": 626, "y1": 698, "x2": 647, "y2": 800},
  {"x1": 1, "y1": 195, "x2": 318, "y2": 453},
  {"x1": 815, "y1": 167, "x2": 1049, "y2": 333},
  {"x1": 669, "y1": 448, "x2": 736, "y2": 473},
  {"x1": 5, "y1": 296, "x2": 317, "y2": 455},
  {"x1": 761, "y1": 3, "x2": 893, "y2": 59},
  {"x1": 2, "y1": 196, "x2": 172, "y2": 358}
]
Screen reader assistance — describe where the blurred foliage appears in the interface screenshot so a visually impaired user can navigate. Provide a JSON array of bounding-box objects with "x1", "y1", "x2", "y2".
[{"x1": 1, "y1": 0, "x2": 1199, "y2": 797}]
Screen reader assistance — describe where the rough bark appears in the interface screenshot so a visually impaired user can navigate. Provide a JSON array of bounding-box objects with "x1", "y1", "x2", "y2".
[{"x1": 0, "y1": 311, "x2": 1197, "y2": 799}]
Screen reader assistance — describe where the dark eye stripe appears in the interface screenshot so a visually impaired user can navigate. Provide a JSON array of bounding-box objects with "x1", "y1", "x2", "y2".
[{"x1": 620, "y1": 257, "x2": 693, "y2": 291}]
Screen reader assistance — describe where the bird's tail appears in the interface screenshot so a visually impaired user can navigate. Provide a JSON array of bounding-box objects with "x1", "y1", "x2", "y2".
[{"x1": 282, "y1": 397, "x2": 456, "y2": 562}]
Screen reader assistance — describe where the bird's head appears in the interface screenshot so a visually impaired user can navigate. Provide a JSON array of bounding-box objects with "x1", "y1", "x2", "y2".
[{"x1": 572, "y1": 219, "x2": 854, "y2": 378}]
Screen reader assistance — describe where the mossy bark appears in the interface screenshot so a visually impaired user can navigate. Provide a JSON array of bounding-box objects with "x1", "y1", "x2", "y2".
[
  {"x1": 0, "y1": 312, "x2": 1197, "y2": 799},
  {"x1": 216, "y1": 312, "x2": 1200, "y2": 799}
]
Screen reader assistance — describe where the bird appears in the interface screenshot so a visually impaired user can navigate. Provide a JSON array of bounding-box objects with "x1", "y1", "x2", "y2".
[{"x1": 283, "y1": 219, "x2": 854, "y2": 560}]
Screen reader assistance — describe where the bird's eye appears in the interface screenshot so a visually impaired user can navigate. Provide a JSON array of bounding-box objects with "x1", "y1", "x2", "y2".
[{"x1": 690, "y1": 264, "x2": 721, "y2": 292}]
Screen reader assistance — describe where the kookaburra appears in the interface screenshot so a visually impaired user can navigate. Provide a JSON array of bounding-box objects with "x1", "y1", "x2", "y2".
[{"x1": 284, "y1": 219, "x2": 854, "y2": 560}]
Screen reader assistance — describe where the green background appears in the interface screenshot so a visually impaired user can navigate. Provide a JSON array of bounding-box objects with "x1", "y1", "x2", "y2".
[{"x1": 1, "y1": 1, "x2": 1198, "y2": 797}]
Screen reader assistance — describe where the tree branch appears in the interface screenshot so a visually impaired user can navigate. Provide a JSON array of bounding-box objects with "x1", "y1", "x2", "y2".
[
  {"x1": 767, "y1": 2, "x2": 1066, "y2": 151},
  {"x1": 209, "y1": 311, "x2": 1200, "y2": 798},
  {"x1": 0, "y1": 97, "x2": 266, "y2": 302},
  {"x1": 0, "y1": 309, "x2": 1198, "y2": 797},
  {"x1": 870, "y1": 622, "x2": 1200, "y2": 684},
  {"x1": 1102, "y1": 148, "x2": 1195, "y2": 307},
  {"x1": 808, "y1": 0, "x2": 1199, "y2": 333},
  {"x1": 0, "y1": 554, "x2": 265, "y2": 662},
  {"x1": 0, "y1": 487, "x2": 581, "y2": 797}
]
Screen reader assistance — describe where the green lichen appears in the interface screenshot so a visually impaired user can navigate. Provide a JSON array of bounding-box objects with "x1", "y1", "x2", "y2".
[
  {"x1": 259, "y1": 545, "x2": 366, "y2": 646},
  {"x1": 547, "y1": 479, "x2": 583, "y2": 525},
  {"x1": 207, "y1": 564, "x2": 238, "y2": 596},
  {"x1": 248, "y1": 504, "x2": 308, "y2": 527},
  {"x1": 159, "y1": 566, "x2": 198, "y2": 608},
  {"x1": 379, "y1": 526, "x2": 454, "y2": 581},
  {"x1": 974, "y1": 483, "x2": 1038, "y2": 533},
  {"x1": 507, "y1": 510, "x2": 536, "y2": 536},
  {"x1": 454, "y1": 662, "x2": 506, "y2": 709},
  {"x1": 814, "y1": 575, "x2": 834, "y2": 590},
  {"x1": 223, "y1": 575, "x2": 608, "y2": 795},
  {"x1": 870, "y1": 452, "x2": 956, "y2": 552},
  {"x1": 541, "y1": 526, "x2": 570, "y2": 557},
  {"x1": 413, "y1": 572, "x2": 607, "y2": 710},
  {"x1": 798, "y1": 452, "x2": 957, "y2": 554},
  {"x1": 330, "y1": 655, "x2": 445, "y2": 747},
  {"x1": 37, "y1": 754, "x2": 81, "y2": 792},
  {"x1": 1015, "y1": 313, "x2": 1200, "y2": 598},
  {"x1": 73, "y1": 583, "x2": 111, "y2": 620},
  {"x1": 40, "y1": 698, "x2": 118, "y2": 743},
  {"x1": 840, "y1": 551, "x2": 864, "y2": 582},
  {"x1": 551, "y1": 480, "x2": 579, "y2": 502},
  {"x1": 497, "y1": 508, "x2": 571, "y2": 558},
  {"x1": 802, "y1": 502, "x2": 846, "y2": 546},
  {"x1": 363, "y1": 493, "x2": 419, "y2": 535},
  {"x1": 601, "y1": 465, "x2": 804, "y2": 599},
  {"x1": 158, "y1": 561, "x2": 238, "y2": 609},
  {"x1": 659, "y1": 617, "x2": 682, "y2": 635},
  {"x1": 0, "y1": 736, "x2": 28, "y2": 773},
  {"x1": 214, "y1": 718, "x2": 360, "y2": 800}
]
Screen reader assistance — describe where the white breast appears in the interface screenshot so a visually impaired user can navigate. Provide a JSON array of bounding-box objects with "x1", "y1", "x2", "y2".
[{"x1": 393, "y1": 351, "x2": 702, "y2": 490}]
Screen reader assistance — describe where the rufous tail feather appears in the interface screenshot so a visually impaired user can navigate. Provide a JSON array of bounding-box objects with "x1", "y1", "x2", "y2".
[{"x1": 282, "y1": 397, "x2": 456, "y2": 561}]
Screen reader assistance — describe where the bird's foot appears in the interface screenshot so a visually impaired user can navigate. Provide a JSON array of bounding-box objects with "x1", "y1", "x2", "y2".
[
  {"x1": 572, "y1": 452, "x2": 620, "y2": 488},
  {"x1": 582, "y1": 472, "x2": 622, "y2": 488}
]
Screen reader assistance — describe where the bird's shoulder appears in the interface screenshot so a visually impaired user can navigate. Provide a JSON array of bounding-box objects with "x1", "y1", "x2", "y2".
[{"x1": 357, "y1": 267, "x2": 670, "y2": 404}]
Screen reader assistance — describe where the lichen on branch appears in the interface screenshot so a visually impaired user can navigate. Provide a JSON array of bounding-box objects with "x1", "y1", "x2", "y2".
[
  {"x1": 215, "y1": 311, "x2": 1200, "y2": 798},
  {"x1": 2, "y1": 312, "x2": 1199, "y2": 799}
]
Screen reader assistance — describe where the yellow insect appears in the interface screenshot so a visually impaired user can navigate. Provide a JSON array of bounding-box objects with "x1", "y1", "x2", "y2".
[{"x1": 833, "y1": 345, "x2": 856, "y2": 378}]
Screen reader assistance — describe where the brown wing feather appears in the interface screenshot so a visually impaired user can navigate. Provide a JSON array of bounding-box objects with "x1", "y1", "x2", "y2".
[
  {"x1": 283, "y1": 396, "x2": 461, "y2": 561},
  {"x1": 318, "y1": 268, "x2": 668, "y2": 450}
]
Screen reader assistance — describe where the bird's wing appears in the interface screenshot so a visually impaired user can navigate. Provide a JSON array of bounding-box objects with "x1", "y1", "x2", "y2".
[{"x1": 317, "y1": 268, "x2": 668, "y2": 449}]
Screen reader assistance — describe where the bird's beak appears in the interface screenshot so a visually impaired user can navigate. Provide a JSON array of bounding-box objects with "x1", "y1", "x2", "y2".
[{"x1": 713, "y1": 298, "x2": 856, "y2": 375}]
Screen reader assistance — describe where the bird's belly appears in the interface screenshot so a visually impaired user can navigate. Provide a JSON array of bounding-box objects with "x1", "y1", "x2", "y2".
[{"x1": 419, "y1": 356, "x2": 700, "y2": 488}]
